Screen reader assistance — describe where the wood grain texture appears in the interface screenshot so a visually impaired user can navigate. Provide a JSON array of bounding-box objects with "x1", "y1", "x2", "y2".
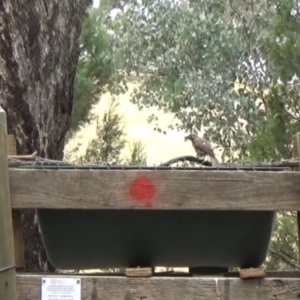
[
  {"x1": 16, "y1": 273, "x2": 300, "y2": 300},
  {"x1": 125, "y1": 267, "x2": 153, "y2": 277},
  {"x1": 7, "y1": 135, "x2": 25, "y2": 270},
  {"x1": 11, "y1": 211, "x2": 24, "y2": 270},
  {"x1": 225, "y1": 270, "x2": 300, "y2": 278},
  {"x1": 0, "y1": 126, "x2": 17, "y2": 300},
  {"x1": 239, "y1": 267, "x2": 266, "y2": 279},
  {"x1": 9, "y1": 169, "x2": 300, "y2": 210}
]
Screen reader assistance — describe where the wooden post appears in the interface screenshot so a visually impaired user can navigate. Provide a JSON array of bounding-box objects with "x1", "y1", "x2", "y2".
[
  {"x1": 295, "y1": 133, "x2": 300, "y2": 261},
  {"x1": 0, "y1": 106, "x2": 17, "y2": 300},
  {"x1": 7, "y1": 134, "x2": 25, "y2": 271}
]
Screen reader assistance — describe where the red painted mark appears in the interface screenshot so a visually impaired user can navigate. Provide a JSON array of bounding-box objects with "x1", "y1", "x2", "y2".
[{"x1": 129, "y1": 176, "x2": 156, "y2": 208}]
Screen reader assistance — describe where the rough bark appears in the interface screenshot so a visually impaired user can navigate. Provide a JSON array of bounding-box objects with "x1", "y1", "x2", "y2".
[{"x1": 0, "y1": 0, "x2": 91, "y2": 271}]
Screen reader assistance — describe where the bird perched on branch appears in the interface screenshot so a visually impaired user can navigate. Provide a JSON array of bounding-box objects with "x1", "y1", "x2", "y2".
[{"x1": 185, "y1": 134, "x2": 219, "y2": 167}]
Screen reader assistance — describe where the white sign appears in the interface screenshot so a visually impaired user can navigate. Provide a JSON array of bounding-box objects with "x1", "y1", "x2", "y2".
[{"x1": 41, "y1": 277, "x2": 81, "y2": 300}]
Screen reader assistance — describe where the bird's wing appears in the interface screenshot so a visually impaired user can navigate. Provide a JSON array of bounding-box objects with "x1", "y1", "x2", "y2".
[
  {"x1": 198, "y1": 137, "x2": 213, "y2": 147},
  {"x1": 194, "y1": 139, "x2": 216, "y2": 158}
]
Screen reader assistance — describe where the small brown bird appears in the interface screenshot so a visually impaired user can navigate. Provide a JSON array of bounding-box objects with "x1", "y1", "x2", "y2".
[{"x1": 185, "y1": 134, "x2": 219, "y2": 167}]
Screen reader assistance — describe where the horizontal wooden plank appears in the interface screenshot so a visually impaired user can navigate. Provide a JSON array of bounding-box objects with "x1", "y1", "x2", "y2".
[
  {"x1": 225, "y1": 270, "x2": 300, "y2": 278},
  {"x1": 9, "y1": 169, "x2": 300, "y2": 210},
  {"x1": 16, "y1": 273, "x2": 300, "y2": 300}
]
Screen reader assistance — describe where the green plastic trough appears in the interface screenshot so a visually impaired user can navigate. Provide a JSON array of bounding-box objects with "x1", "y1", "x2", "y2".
[{"x1": 37, "y1": 209, "x2": 276, "y2": 270}]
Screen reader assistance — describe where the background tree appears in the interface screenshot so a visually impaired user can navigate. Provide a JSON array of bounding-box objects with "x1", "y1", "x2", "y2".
[
  {"x1": 70, "y1": 7, "x2": 115, "y2": 138},
  {"x1": 72, "y1": 99, "x2": 147, "y2": 166},
  {"x1": 0, "y1": 0, "x2": 91, "y2": 271},
  {"x1": 248, "y1": 85, "x2": 300, "y2": 161},
  {"x1": 83, "y1": 100, "x2": 126, "y2": 164},
  {"x1": 249, "y1": 0, "x2": 300, "y2": 162},
  {"x1": 109, "y1": 0, "x2": 276, "y2": 161}
]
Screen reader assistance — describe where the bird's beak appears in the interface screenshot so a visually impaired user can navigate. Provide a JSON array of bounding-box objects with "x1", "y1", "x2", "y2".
[{"x1": 184, "y1": 135, "x2": 190, "y2": 141}]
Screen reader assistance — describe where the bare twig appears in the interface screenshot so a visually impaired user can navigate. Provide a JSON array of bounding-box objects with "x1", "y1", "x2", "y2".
[
  {"x1": 160, "y1": 155, "x2": 299, "y2": 169},
  {"x1": 160, "y1": 156, "x2": 212, "y2": 167},
  {"x1": 269, "y1": 249, "x2": 299, "y2": 270},
  {"x1": 8, "y1": 151, "x2": 38, "y2": 160}
]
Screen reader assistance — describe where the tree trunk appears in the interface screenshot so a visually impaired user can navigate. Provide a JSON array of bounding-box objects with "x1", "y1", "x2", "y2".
[{"x1": 0, "y1": 0, "x2": 90, "y2": 272}]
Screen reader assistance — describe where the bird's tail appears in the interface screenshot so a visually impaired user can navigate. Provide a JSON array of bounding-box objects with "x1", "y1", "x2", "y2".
[{"x1": 210, "y1": 156, "x2": 219, "y2": 167}]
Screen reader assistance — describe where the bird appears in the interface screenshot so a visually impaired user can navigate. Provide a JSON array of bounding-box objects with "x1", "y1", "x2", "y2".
[{"x1": 185, "y1": 134, "x2": 219, "y2": 167}]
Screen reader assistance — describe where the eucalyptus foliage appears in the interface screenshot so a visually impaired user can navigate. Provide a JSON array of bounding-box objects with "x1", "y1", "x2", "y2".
[
  {"x1": 248, "y1": 0, "x2": 300, "y2": 162},
  {"x1": 109, "y1": 0, "x2": 281, "y2": 160}
]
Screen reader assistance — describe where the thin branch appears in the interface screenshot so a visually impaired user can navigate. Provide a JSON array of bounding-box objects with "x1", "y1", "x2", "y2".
[
  {"x1": 160, "y1": 156, "x2": 211, "y2": 167},
  {"x1": 277, "y1": 247, "x2": 299, "y2": 264},
  {"x1": 269, "y1": 248, "x2": 299, "y2": 270},
  {"x1": 8, "y1": 151, "x2": 38, "y2": 160}
]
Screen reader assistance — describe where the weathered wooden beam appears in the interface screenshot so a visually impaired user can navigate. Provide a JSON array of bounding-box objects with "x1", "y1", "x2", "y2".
[
  {"x1": 9, "y1": 169, "x2": 300, "y2": 210},
  {"x1": 16, "y1": 273, "x2": 300, "y2": 300},
  {"x1": 7, "y1": 135, "x2": 25, "y2": 271},
  {"x1": 224, "y1": 270, "x2": 300, "y2": 278},
  {"x1": 0, "y1": 118, "x2": 17, "y2": 300}
]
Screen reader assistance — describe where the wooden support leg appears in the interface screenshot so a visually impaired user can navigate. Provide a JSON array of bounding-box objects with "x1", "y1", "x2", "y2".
[
  {"x1": 125, "y1": 267, "x2": 153, "y2": 277},
  {"x1": 0, "y1": 115, "x2": 17, "y2": 300},
  {"x1": 239, "y1": 267, "x2": 266, "y2": 279},
  {"x1": 7, "y1": 135, "x2": 25, "y2": 271}
]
